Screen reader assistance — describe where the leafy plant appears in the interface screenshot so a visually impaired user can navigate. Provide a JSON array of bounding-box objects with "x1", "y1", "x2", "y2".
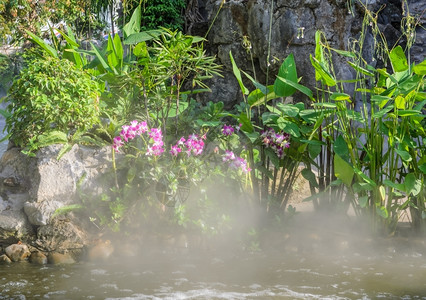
[{"x1": 3, "y1": 55, "x2": 101, "y2": 154}]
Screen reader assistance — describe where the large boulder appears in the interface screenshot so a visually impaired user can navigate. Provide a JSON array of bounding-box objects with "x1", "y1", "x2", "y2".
[{"x1": 0, "y1": 144, "x2": 112, "y2": 250}]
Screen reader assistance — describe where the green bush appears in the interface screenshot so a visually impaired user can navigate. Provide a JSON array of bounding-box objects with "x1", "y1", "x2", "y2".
[{"x1": 5, "y1": 56, "x2": 100, "y2": 150}]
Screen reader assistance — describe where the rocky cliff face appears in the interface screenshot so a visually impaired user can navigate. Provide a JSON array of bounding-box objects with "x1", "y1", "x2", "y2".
[{"x1": 193, "y1": 0, "x2": 425, "y2": 106}]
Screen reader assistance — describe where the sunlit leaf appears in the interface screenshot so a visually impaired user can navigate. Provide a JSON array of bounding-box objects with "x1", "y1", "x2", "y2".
[
  {"x1": 390, "y1": 45, "x2": 408, "y2": 72},
  {"x1": 334, "y1": 153, "x2": 354, "y2": 186},
  {"x1": 274, "y1": 53, "x2": 297, "y2": 97}
]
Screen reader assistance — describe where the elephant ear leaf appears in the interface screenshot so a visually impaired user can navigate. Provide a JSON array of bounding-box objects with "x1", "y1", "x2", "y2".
[{"x1": 274, "y1": 53, "x2": 297, "y2": 97}]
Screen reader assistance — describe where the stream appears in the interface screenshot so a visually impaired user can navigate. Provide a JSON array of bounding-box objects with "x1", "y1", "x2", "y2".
[{"x1": 1, "y1": 227, "x2": 426, "y2": 299}]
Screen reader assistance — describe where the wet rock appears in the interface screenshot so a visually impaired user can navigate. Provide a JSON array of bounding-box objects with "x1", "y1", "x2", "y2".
[
  {"x1": 0, "y1": 254, "x2": 12, "y2": 264},
  {"x1": 47, "y1": 252, "x2": 75, "y2": 264},
  {"x1": 29, "y1": 251, "x2": 47, "y2": 265},
  {"x1": 5, "y1": 243, "x2": 31, "y2": 262},
  {"x1": 88, "y1": 239, "x2": 114, "y2": 261},
  {"x1": 36, "y1": 218, "x2": 87, "y2": 252}
]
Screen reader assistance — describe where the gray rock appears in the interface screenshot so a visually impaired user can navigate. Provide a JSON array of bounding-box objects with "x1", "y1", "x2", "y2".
[
  {"x1": 0, "y1": 254, "x2": 12, "y2": 264},
  {"x1": 0, "y1": 209, "x2": 34, "y2": 243},
  {"x1": 24, "y1": 200, "x2": 65, "y2": 226}
]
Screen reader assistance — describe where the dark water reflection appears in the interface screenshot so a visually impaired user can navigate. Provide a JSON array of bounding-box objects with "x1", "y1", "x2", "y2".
[{"x1": 1, "y1": 243, "x2": 426, "y2": 299}]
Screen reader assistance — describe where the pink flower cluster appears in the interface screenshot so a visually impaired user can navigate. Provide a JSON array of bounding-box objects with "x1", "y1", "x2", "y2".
[
  {"x1": 170, "y1": 133, "x2": 206, "y2": 157},
  {"x1": 222, "y1": 123, "x2": 242, "y2": 136},
  {"x1": 113, "y1": 120, "x2": 164, "y2": 156},
  {"x1": 222, "y1": 150, "x2": 251, "y2": 174},
  {"x1": 261, "y1": 128, "x2": 290, "y2": 159}
]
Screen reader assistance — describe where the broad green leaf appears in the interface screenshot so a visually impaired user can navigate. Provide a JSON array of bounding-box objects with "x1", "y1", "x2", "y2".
[
  {"x1": 354, "y1": 167, "x2": 376, "y2": 186},
  {"x1": 330, "y1": 92, "x2": 351, "y2": 102},
  {"x1": 397, "y1": 110, "x2": 422, "y2": 117},
  {"x1": 275, "y1": 103, "x2": 299, "y2": 117},
  {"x1": 230, "y1": 51, "x2": 249, "y2": 95},
  {"x1": 276, "y1": 76, "x2": 314, "y2": 99},
  {"x1": 405, "y1": 173, "x2": 421, "y2": 196},
  {"x1": 395, "y1": 95, "x2": 406, "y2": 109},
  {"x1": 334, "y1": 153, "x2": 354, "y2": 186},
  {"x1": 113, "y1": 33, "x2": 124, "y2": 66},
  {"x1": 301, "y1": 168, "x2": 319, "y2": 188},
  {"x1": 308, "y1": 143, "x2": 321, "y2": 159},
  {"x1": 238, "y1": 112, "x2": 253, "y2": 132},
  {"x1": 274, "y1": 53, "x2": 297, "y2": 97},
  {"x1": 383, "y1": 179, "x2": 406, "y2": 192},
  {"x1": 333, "y1": 135, "x2": 349, "y2": 160},
  {"x1": 25, "y1": 30, "x2": 58, "y2": 57},
  {"x1": 395, "y1": 148, "x2": 412, "y2": 162},
  {"x1": 277, "y1": 118, "x2": 300, "y2": 137},
  {"x1": 359, "y1": 196, "x2": 369, "y2": 208},
  {"x1": 124, "y1": 30, "x2": 162, "y2": 45},
  {"x1": 413, "y1": 59, "x2": 426, "y2": 75},
  {"x1": 123, "y1": 5, "x2": 141, "y2": 37},
  {"x1": 248, "y1": 87, "x2": 277, "y2": 107},
  {"x1": 243, "y1": 131, "x2": 260, "y2": 143},
  {"x1": 390, "y1": 45, "x2": 408, "y2": 72},
  {"x1": 310, "y1": 54, "x2": 336, "y2": 86},
  {"x1": 164, "y1": 101, "x2": 189, "y2": 118},
  {"x1": 376, "y1": 206, "x2": 389, "y2": 219}
]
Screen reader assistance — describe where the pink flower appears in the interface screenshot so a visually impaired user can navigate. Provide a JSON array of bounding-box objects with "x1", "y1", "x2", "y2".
[
  {"x1": 222, "y1": 124, "x2": 234, "y2": 136},
  {"x1": 113, "y1": 136, "x2": 124, "y2": 152},
  {"x1": 170, "y1": 145, "x2": 182, "y2": 156},
  {"x1": 223, "y1": 150, "x2": 235, "y2": 162}
]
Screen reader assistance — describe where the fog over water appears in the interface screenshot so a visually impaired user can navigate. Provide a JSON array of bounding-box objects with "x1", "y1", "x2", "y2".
[{"x1": 1, "y1": 188, "x2": 426, "y2": 299}]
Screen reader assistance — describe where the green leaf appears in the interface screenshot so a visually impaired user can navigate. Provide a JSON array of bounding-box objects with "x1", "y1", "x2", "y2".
[
  {"x1": 405, "y1": 173, "x2": 421, "y2": 196},
  {"x1": 308, "y1": 143, "x2": 321, "y2": 159},
  {"x1": 54, "y1": 28, "x2": 79, "y2": 48},
  {"x1": 359, "y1": 196, "x2": 369, "y2": 208},
  {"x1": 276, "y1": 76, "x2": 314, "y2": 99},
  {"x1": 397, "y1": 110, "x2": 422, "y2": 117},
  {"x1": 277, "y1": 118, "x2": 300, "y2": 137},
  {"x1": 347, "y1": 61, "x2": 375, "y2": 77},
  {"x1": 124, "y1": 30, "x2": 162, "y2": 45},
  {"x1": 301, "y1": 168, "x2": 319, "y2": 188},
  {"x1": 376, "y1": 206, "x2": 389, "y2": 219},
  {"x1": 330, "y1": 92, "x2": 351, "y2": 102},
  {"x1": 230, "y1": 51, "x2": 249, "y2": 95},
  {"x1": 334, "y1": 153, "x2": 354, "y2": 187},
  {"x1": 123, "y1": 5, "x2": 141, "y2": 38},
  {"x1": 419, "y1": 163, "x2": 426, "y2": 174},
  {"x1": 353, "y1": 182, "x2": 374, "y2": 193},
  {"x1": 248, "y1": 87, "x2": 277, "y2": 107},
  {"x1": 390, "y1": 45, "x2": 408, "y2": 72},
  {"x1": 275, "y1": 103, "x2": 300, "y2": 117},
  {"x1": 238, "y1": 112, "x2": 253, "y2": 133},
  {"x1": 354, "y1": 167, "x2": 376, "y2": 186},
  {"x1": 243, "y1": 131, "x2": 260, "y2": 143},
  {"x1": 52, "y1": 204, "x2": 83, "y2": 218},
  {"x1": 372, "y1": 105, "x2": 394, "y2": 119},
  {"x1": 330, "y1": 48, "x2": 356, "y2": 58},
  {"x1": 333, "y1": 135, "x2": 349, "y2": 160},
  {"x1": 274, "y1": 53, "x2": 297, "y2": 97},
  {"x1": 241, "y1": 69, "x2": 268, "y2": 95},
  {"x1": 310, "y1": 54, "x2": 336, "y2": 86},
  {"x1": 413, "y1": 59, "x2": 426, "y2": 75},
  {"x1": 91, "y1": 43, "x2": 115, "y2": 74},
  {"x1": 265, "y1": 148, "x2": 280, "y2": 168},
  {"x1": 25, "y1": 30, "x2": 58, "y2": 58},
  {"x1": 395, "y1": 148, "x2": 412, "y2": 162},
  {"x1": 383, "y1": 179, "x2": 406, "y2": 192}
]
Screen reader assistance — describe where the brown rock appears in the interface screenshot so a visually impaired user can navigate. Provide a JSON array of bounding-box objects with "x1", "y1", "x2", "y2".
[
  {"x1": 47, "y1": 252, "x2": 75, "y2": 264},
  {"x1": 0, "y1": 254, "x2": 12, "y2": 264},
  {"x1": 88, "y1": 239, "x2": 114, "y2": 261},
  {"x1": 29, "y1": 251, "x2": 47, "y2": 265},
  {"x1": 5, "y1": 243, "x2": 31, "y2": 262}
]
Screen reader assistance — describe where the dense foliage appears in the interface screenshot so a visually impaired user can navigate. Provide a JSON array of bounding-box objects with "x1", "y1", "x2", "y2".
[{"x1": 5, "y1": 56, "x2": 100, "y2": 152}]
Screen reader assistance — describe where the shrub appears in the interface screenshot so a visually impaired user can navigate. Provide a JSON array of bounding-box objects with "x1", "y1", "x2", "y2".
[{"x1": 5, "y1": 56, "x2": 100, "y2": 150}]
